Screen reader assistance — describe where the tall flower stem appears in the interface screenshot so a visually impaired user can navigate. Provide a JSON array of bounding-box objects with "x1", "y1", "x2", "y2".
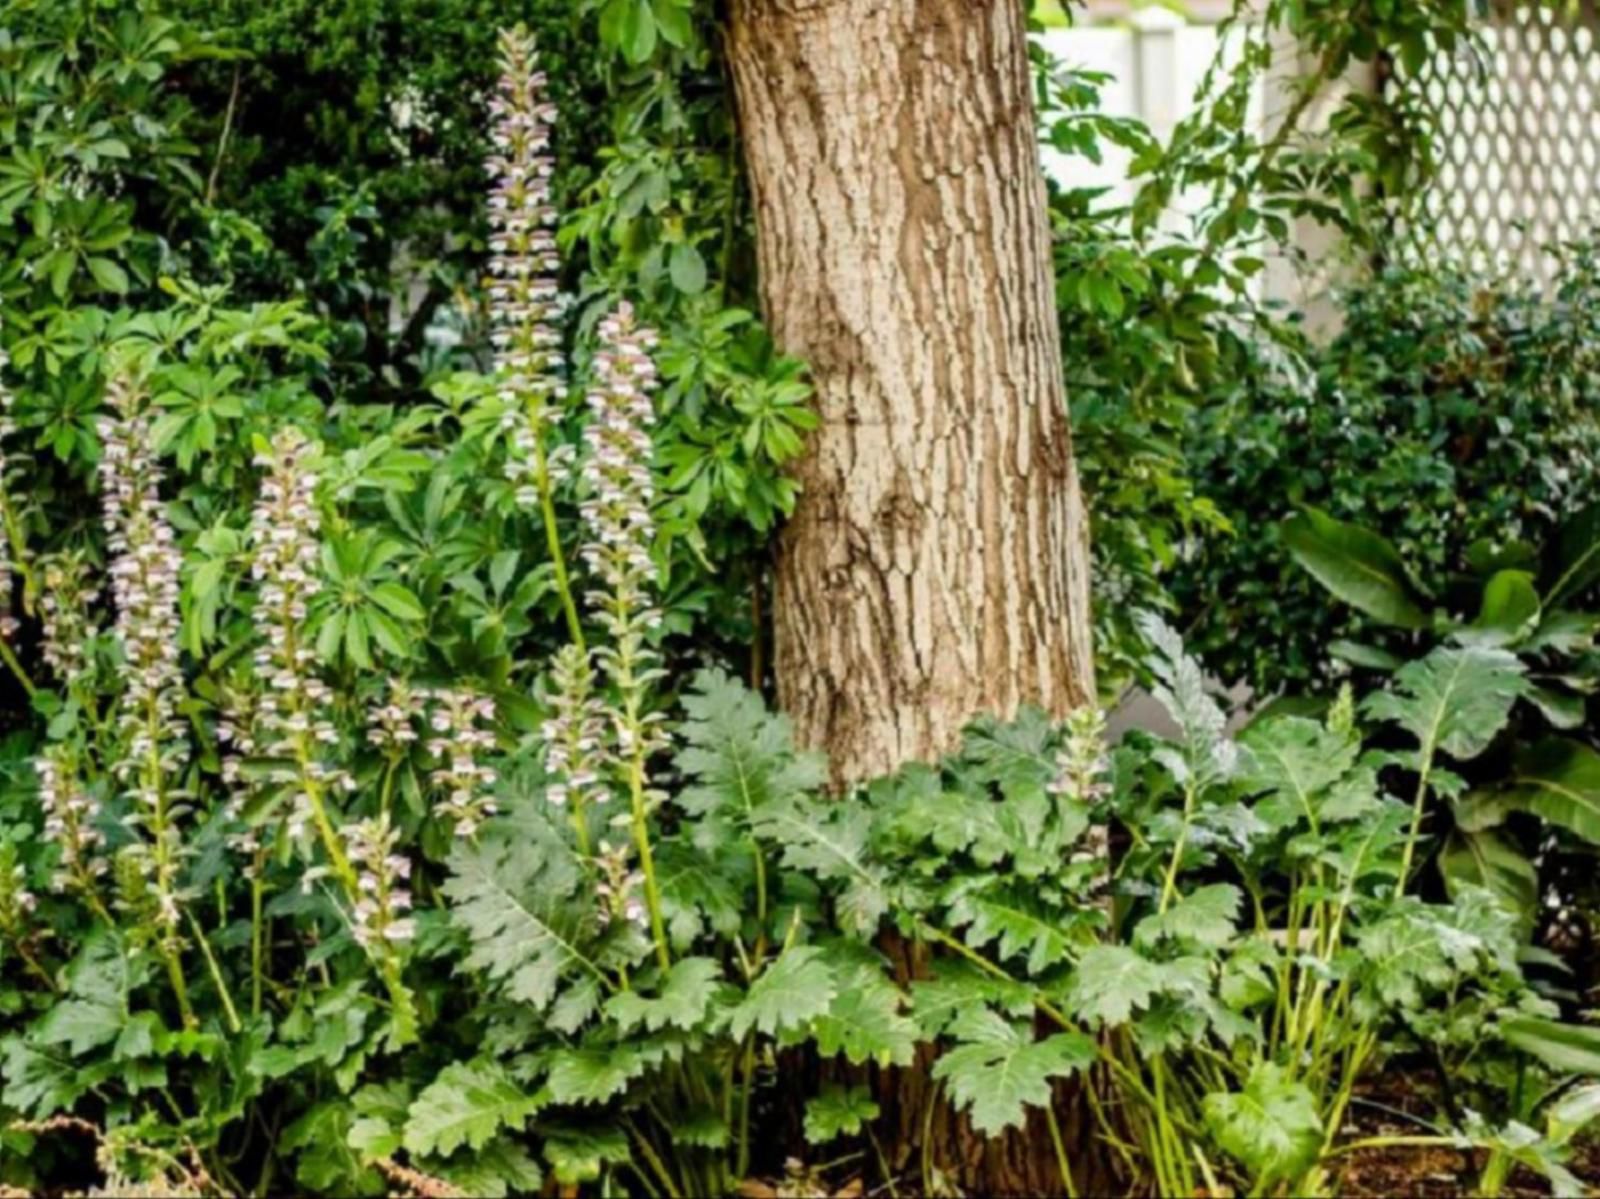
[{"x1": 534, "y1": 441, "x2": 585, "y2": 651}]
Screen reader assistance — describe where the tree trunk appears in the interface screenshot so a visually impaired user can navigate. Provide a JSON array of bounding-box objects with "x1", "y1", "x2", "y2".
[
  {"x1": 727, "y1": 0, "x2": 1095, "y2": 788},
  {"x1": 728, "y1": 2, "x2": 1101, "y2": 1193}
]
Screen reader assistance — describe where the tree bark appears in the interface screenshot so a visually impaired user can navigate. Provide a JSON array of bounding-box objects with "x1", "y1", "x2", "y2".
[
  {"x1": 727, "y1": 0, "x2": 1095, "y2": 787},
  {"x1": 728, "y1": 2, "x2": 1102, "y2": 1193}
]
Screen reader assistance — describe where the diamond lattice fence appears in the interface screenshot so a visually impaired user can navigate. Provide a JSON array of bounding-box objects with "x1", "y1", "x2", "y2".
[{"x1": 1394, "y1": 1, "x2": 1600, "y2": 283}]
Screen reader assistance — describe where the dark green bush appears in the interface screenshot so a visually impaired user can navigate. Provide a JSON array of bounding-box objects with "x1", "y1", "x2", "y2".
[{"x1": 1174, "y1": 242, "x2": 1600, "y2": 694}]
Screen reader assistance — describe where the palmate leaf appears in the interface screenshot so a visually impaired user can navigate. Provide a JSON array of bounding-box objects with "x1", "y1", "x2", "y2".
[
  {"x1": 910, "y1": 961, "x2": 1035, "y2": 1038},
  {"x1": 1062, "y1": 945, "x2": 1167, "y2": 1027},
  {"x1": 931, "y1": 1009, "x2": 1095, "y2": 1135},
  {"x1": 1202, "y1": 1064, "x2": 1322, "y2": 1187},
  {"x1": 402, "y1": 1060, "x2": 542, "y2": 1157},
  {"x1": 728, "y1": 945, "x2": 836, "y2": 1040},
  {"x1": 804, "y1": 1084, "x2": 881, "y2": 1144},
  {"x1": 604, "y1": 956, "x2": 722, "y2": 1034},
  {"x1": 1362, "y1": 645, "x2": 1525, "y2": 762}
]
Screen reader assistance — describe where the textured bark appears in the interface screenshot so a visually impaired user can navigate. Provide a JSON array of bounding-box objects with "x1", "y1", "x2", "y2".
[
  {"x1": 728, "y1": 0, "x2": 1095, "y2": 787},
  {"x1": 729, "y1": 3, "x2": 1102, "y2": 1193}
]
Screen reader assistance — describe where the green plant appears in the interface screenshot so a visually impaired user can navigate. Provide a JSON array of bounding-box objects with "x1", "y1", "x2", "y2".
[{"x1": 1177, "y1": 249, "x2": 1600, "y2": 694}]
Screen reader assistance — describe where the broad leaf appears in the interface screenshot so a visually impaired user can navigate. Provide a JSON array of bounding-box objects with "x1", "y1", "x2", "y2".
[
  {"x1": 728, "y1": 946, "x2": 835, "y2": 1040},
  {"x1": 1439, "y1": 828, "x2": 1536, "y2": 923},
  {"x1": 931, "y1": 1010, "x2": 1094, "y2": 1135},
  {"x1": 1063, "y1": 945, "x2": 1167, "y2": 1027},
  {"x1": 804, "y1": 1084, "x2": 881, "y2": 1144},
  {"x1": 1282, "y1": 507, "x2": 1429, "y2": 628},
  {"x1": 403, "y1": 1060, "x2": 541, "y2": 1157},
  {"x1": 1506, "y1": 738, "x2": 1600, "y2": 844},
  {"x1": 1501, "y1": 1016, "x2": 1600, "y2": 1076},
  {"x1": 605, "y1": 957, "x2": 721, "y2": 1034},
  {"x1": 1202, "y1": 1064, "x2": 1321, "y2": 1186},
  {"x1": 1363, "y1": 645, "x2": 1524, "y2": 762},
  {"x1": 1134, "y1": 884, "x2": 1241, "y2": 950}
]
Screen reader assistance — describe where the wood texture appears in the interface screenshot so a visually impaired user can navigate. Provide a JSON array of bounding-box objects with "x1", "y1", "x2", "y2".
[{"x1": 728, "y1": 0, "x2": 1096, "y2": 784}]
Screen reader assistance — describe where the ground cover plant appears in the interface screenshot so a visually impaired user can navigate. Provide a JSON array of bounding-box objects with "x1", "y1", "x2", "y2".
[{"x1": 0, "y1": 0, "x2": 1598, "y2": 1196}]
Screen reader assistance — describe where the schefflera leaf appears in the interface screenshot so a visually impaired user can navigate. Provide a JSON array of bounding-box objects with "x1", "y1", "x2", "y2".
[{"x1": 931, "y1": 1008, "x2": 1094, "y2": 1135}]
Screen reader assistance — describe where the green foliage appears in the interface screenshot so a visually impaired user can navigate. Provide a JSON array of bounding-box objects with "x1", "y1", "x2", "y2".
[{"x1": 1177, "y1": 252, "x2": 1600, "y2": 693}]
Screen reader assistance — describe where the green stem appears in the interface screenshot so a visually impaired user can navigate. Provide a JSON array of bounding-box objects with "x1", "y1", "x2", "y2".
[
  {"x1": 0, "y1": 635, "x2": 34, "y2": 698},
  {"x1": 250, "y1": 866, "x2": 264, "y2": 1019},
  {"x1": 628, "y1": 751, "x2": 671, "y2": 973},
  {"x1": 1043, "y1": 1104, "x2": 1079, "y2": 1199},
  {"x1": 1158, "y1": 781, "x2": 1198, "y2": 913},
  {"x1": 185, "y1": 908, "x2": 241, "y2": 1033},
  {"x1": 531, "y1": 439, "x2": 584, "y2": 650}
]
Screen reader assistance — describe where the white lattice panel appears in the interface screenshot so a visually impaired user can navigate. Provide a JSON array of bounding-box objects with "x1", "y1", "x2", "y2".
[{"x1": 1400, "y1": 2, "x2": 1600, "y2": 282}]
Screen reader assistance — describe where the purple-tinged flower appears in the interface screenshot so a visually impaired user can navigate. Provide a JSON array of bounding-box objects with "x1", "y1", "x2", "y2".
[
  {"x1": 37, "y1": 552, "x2": 100, "y2": 686},
  {"x1": 36, "y1": 749, "x2": 107, "y2": 897},
  {"x1": 423, "y1": 687, "x2": 499, "y2": 837},
  {"x1": 342, "y1": 814, "x2": 415, "y2": 950},
  {"x1": 486, "y1": 25, "x2": 568, "y2": 508},
  {"x1": 541, "y1": 643, "x2": 609, "y2": 812}
]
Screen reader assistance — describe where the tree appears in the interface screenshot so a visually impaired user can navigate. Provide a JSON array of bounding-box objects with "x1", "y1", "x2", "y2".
[
  {"x1": 725, "y1": 0, "x2": 1094, "y2": 783},
  {"x1": 727, "y1": 1, "x2": 1100, "y2": 1190}
]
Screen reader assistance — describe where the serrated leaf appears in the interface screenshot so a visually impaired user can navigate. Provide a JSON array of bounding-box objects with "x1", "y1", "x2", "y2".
[
  {"x1": 810, "y1": 971, "x2": 916, "y2": 1066},
  {"x1": 546, "y1": 1044, "x2": 649, "y2": 1106},
  {"x1": 1063, "y1": 945, "x2": 1167, "y2": 1027},
  {"x1": 540, "y1": 1123, "x2": 631, "y2": 1184},
  {"x1": 434, "y1": 1136, "x2": 544, "y2": 1198},
  {"x1": 728, "y1": 946, "x2": 835, "y2": 1040},
  {"x1": 1362, "y1": 645, "x2": 1524, "y2": 762},
  {"x1": 605, "y1": 957, "x2": 721, "y2": 1033},
  {"x1": 1239, "y1": 716, "x2": 1358, "y2": 829},
  {"x1": 931, "y1": 1013, "x2": 1094, "y2": 1135},
  {"x1": 444, "y1": 827, "x2": 600, "y2": 1012},
  {"x1": 1134, "y1": 884, "x2": 1240, "y2": 950},
  {"x1": 804, "y1": 1084, "x2": 880, "y2": 1144},
  {"x1": 403, "y1": 1060, "x2": 542, "y2": 1157},
  {"x1": 1202, "y1": 1064, "x2": 1321, "y2": 1186}
]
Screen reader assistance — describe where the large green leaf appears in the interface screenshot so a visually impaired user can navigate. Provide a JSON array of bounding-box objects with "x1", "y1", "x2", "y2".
[
  {"x1": 1063, "y1": 945, "x2": 1167, "y2": 1027},
  {"x1": 1362, "y1": 645, "x2": 1525, "y2": 762},
  {"x1": 1501, "y1": 1016, "x2": 1600, "y2": 1075},
  {"x1": 727, "y1": 946, "x2": 835, "y2": 1040},
  {"x1": 1506, "y1": 738, "x2": 1600, "y2": 844},
  {"x1": 1282, "y1": 507, "x2": 1429, "y2": 628},
  {"x1": 930, "y1": 1010, "x2": 1095, "y2": 1135},
  {"x1": 1471, "y1": 570, "x2": 1541, "y2": 645},
  {"x1": 1547, "y1": 502, "x2": 1600, "y2": 607},
  {"x1": 1439, "y1": 828, "x2": 1536, "y2": 923},
  {"x1": 403, "y1": 1060, "x2": 541, "y2": 1157},
  {"x1": 1202, "y1": 1064, "x2": 1322, "y2": 1187},
  {"x1": 604, "y1": 957, "x2": 721, "y2": 1034}
]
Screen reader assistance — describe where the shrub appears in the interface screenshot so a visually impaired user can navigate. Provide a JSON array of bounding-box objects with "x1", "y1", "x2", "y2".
[{"x1": 1175, "y1": 246, "x2": 1600, "y2": 694}]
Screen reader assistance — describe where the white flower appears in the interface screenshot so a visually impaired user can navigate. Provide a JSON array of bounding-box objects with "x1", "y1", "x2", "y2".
[{"x1": 487, "y1": 26, "x2": 569, "y2": 508}]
